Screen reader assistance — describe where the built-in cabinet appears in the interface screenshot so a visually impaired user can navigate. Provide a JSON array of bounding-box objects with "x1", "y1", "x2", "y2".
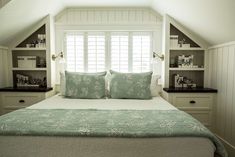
[
  {"x1": 163, "y1": 90, "x2": 217, "y2": 131},
  {"x1": 162, "y1": 15, "x2": 217, "y2": 130},
  {"x1": 0, "y1": 15, "x2": 55, "y2": 115},
  {"x1": 166, "y1": 24, "x2": 206, "y2": 88},
  {"x1": 0, "y1": 89, "x2": 54, "y2": 115},
  {"x1": 10, "y1": 18, "x2": 54, "y2": 88}
]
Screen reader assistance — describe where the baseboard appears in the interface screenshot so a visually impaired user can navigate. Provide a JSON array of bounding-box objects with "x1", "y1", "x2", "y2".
[{"x1": 215, "y1": 134, "x2": 235, "y2": 157}]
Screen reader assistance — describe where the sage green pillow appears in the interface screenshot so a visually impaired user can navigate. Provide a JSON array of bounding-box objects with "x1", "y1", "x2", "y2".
[
  {"x1": 109, "y1": 70, "x2": 152, "y2": 99},
  {"x1": 65, "y1": 71, "x2": 106, "y2": 99}
]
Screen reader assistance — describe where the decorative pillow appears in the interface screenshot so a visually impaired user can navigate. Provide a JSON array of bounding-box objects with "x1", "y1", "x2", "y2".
[
  {"x1": 65, "y1": 71, "x2": 106, "y2": 99},
  {"x1": 60, "y1": 72, "x2": 66, "y2": 96},
  {"x1": 109, "y1": 70, "x2": 152, "y2": 99},
  {"x1": 150, "y1": 75, "x2": 161, "y2": 96}
]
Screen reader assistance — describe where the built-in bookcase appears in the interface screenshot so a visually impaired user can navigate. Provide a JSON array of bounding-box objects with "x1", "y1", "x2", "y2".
[
  {"x1": 9, "y1": 16, "x2": 55, "y2": 88},
  {"x1": 163, "y1": 16, "x2": 207, "y2": 88}
]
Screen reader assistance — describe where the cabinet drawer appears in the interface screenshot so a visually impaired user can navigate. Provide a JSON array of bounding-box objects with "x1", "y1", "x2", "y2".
[
  {"x1": 173, "y1": 95, "x2": 212, "y2": 109},
  {"x1": 185, "y1": 111, "x2": 211, "y2": 127},
  {"x1": 2, "y1": 94, "x2": 43, "y2": 109}
]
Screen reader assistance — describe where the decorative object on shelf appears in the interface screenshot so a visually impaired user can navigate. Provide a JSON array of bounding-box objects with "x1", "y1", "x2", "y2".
[
  {"x1": 174, "y1": 74, "x2": 184, "y2": 87},
  {"x1": 25, "y1": 34, "x2": 46, "y2": 48},
  {"x1": 17, "y1": 56, "x2": 37, "y2": 68},
  {"x1": 174, "y1": 74, "x2": 197, "y2": 88},
  {"x1": 177, "y1": 55, "x2": 196, "y2": 68},
  {"x1": 36, "y1": 34, "x2": 46, "y2": 48},
  {"x1": 16, "y1": 73, "x2": 47, "y2": 88},
  {"x1": 179, "y1": 38, "x2": 186, "y2": 48},
  {"x1": 52, "y1": 52, "x2": 66, "y2": 63},
  {"x1": 153, "y1": 52, "x2": 164, "y2": 61},
  {"x1": 170, "y1": 57, "x2": 176, "y2": 67},
  {"x1": 182, "y1": 43, "x2": 191, "y2": 48},
  {"x1": 170, "y1": 35, "x2": 179, "y2": 48},
  {"x1": 26, "y1": 44, "x2": 32, "y2": 48},
  {"x1": 16, "y1": 74, "x2": 39, "y2": 88},
  {"x1": 38, "y1": 57, "x2": 46, "y2": 67}
]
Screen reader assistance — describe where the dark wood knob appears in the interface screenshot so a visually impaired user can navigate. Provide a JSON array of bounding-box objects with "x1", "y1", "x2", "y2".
[
  {"x1": 19, "y1": 100, "x2": 25, "y2": 103},
  {"x1": 189, "y1": 100, "x2": 196, "y2": 104}
]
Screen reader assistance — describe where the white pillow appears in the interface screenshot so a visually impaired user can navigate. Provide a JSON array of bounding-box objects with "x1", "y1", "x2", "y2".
[
  {"x1": 105, "y1": 71, "x2": 111, "y2": 97},
  {"x1": 60, "y1": 72, "x2": 66, "y2": 96},
  {"x1": 150, "y1": 75, "x2": 161, "y2": 96}
]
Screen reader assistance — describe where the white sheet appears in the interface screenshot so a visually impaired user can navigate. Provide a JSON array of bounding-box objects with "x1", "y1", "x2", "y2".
[{"x1": 28, "y1": 95, "x2": 177, "y2": 110}]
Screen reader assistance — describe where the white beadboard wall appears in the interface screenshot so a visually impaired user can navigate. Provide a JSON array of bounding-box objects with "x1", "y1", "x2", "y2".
[
  {"x1": 55, "y1": 7, "x2": 162, "y2": 26},
  {"x1": 0, "y1": 46, "x2": 9, "y2": 88},
  {"x1": 54, "y1": 7, "x2": 163, "y2": 84},
  {"x1": 207, "y1": 41, "x2": 235, "y2": 154}
]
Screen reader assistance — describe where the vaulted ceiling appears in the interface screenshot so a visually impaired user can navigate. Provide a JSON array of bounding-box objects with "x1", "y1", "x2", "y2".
[{"x1": 0, "y1": 0, "x2": 234, "y2": 47}]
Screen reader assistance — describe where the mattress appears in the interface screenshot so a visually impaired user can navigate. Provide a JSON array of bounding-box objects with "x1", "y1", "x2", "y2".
[
  {"x1": 28, "y1": 94, "x2": 177, "y2": 110},
  {"x1": 0, "y1": 95, "x2": 217, "y2": 157}
]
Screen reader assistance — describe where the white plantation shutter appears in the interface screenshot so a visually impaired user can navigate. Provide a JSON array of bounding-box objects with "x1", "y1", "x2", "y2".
[
  {"x1": 111, "y1": 34, "x2": 128, "y2": 72},
  {"x1": 66, "y1": 34, "x2": 84, "y2": 72},
  {"x1": 65, "y1": 32, "x2": 153, "y2": 73},
  {"x1": 132, "y1": 34, "x2": 151, "y2": 72},
  {"x1": 87, "y1": 34, "x2": 106, "y2": 72}
]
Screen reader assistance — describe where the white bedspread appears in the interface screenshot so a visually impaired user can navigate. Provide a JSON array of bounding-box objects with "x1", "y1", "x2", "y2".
[
  {"x1": 28, "y1": 95, "x2": 177, "y2": 110},
  {"x1": 1, "y1": 95, "x2": 215, "y2": 157}
]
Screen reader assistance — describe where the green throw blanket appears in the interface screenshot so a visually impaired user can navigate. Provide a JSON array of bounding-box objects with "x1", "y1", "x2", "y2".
[{"x1": 0, "y1": 109, "x2": 227, "y2": 157}]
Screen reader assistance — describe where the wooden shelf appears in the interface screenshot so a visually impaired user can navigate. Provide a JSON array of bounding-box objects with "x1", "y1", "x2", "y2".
[
  {"x1": 169, "y1": 68, "x2": 205, "y2": 71},
  {"x1": 170, "y1": 48, "x2": 204, "y2": 51},
  {"x1": 12, "y1": 68, "x2": 47, "y2": 71},
  {"x1": 12, "y1": 48, "x2": 46, "y2": 51}
]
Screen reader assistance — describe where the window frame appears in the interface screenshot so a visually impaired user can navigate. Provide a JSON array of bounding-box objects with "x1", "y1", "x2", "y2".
[{"x1": 64, "y1": 31, "x2": 153, "y2": 73}]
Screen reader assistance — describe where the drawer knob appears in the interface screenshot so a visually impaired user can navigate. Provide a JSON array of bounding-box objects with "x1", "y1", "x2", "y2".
[
  {"x1": 19, "y1": 100, "x2": 25, "y2": 103},
  {"x1": 189, "y1": 100, "x2": 196, "y2": 104}
]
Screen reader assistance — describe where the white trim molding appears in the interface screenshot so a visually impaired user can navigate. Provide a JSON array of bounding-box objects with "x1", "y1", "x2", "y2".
[
  {"x1": 208, "y1": 41, "x2": 235, "y2": 49},
  {"x1": 0, "y1": 46, "x2": 8, "y2": 50}
]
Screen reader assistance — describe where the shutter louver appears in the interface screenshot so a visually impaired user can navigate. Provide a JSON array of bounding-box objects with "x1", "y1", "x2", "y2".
[
  {"x1": 87, "y1": 35, "x2": 106, "y2": 72},
  {"x1": 66, "y1": 34, "x2": 84, "y2": 72},
  {"x1": 132, "y1": 35, "x2": 151, "y2": 72},
  {"x1": 111, "y1": 35, "x2": 128, "y2": 72}
]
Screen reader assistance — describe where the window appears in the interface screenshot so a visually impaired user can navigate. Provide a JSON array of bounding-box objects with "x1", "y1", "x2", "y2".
[
  {"x1": 66, "y1": 34, "x2": 84, "y2": 72},
  {"x1": 87, "y1": 34, "x2": 106, "y2": 72},
  {"x1": 65, "y1": 32, "x2": 152, "y2": 73},
  {"x1": 132, "y1": 34, "x2": 151, "y2": 72},
  {"x1": 111, "y1": 34, "x2": 129, "y2": 72}
]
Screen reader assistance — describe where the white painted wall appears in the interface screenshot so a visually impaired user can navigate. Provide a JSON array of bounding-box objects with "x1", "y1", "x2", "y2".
[
  {"x1": 207, "y1": 41, "x2": 235, "y2": 156},
  {"x1": 0, "y1": 46, "x2": 9, "y2": 88},
  {"x1": 55, "y1": 7, "x2": 163, "y2": 84},
  {"x1": 0, "y1": 0, "x2": 10, "y2": 8}
]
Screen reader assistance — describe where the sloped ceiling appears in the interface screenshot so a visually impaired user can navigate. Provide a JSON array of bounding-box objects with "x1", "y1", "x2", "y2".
[
  {"x1": 0, "y1": 0, "x2": 234, "y2": 47},
  {"x1": 152, "y1": 0, "x2": 235, "y2": 46}
]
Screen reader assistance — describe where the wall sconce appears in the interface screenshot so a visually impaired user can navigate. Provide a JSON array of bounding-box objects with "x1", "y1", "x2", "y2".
[
  {"x1": 153, "y1": 52, "x2": 164, "y2": 61},
  {"x1": 52, "y1": 52, "x2": 65, "y2": 63}
]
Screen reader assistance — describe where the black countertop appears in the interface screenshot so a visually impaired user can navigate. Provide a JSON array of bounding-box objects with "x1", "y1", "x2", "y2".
[
  {"x1": 163, "y1": 87, "x2": 217, "y2": 93},
  {"x1": 0, "y1": 87, "x2": 53, "y2": 92}
]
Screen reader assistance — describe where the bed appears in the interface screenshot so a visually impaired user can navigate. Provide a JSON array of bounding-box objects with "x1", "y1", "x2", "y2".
[{"x1": 0, "y1": 95, "x2": 227, "y2": 157}]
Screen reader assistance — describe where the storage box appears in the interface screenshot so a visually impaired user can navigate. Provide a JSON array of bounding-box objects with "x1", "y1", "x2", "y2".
[
  {"x1": 170, "y1": 35, "x2": 179, "y2": 48},
  {"x1": 17, "y1": 56, "x2": 36, "y2": 68},
  {"x1": 182, "y1": 44, "x2": 191, "y2": 48}
]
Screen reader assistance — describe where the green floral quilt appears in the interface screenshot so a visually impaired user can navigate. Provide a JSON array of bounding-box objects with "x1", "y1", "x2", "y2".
[{"x1": 0, "y1": 109, "x2": 227, "y2": 157}]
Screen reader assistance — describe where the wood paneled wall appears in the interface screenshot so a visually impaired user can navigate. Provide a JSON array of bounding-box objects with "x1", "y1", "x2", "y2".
[
  {"x1": 207, "y1": 42, "x2": 235, "y2": 154},
  {"x1": 0, "y1": 46, "x2": 9, "y2": 88},
  {"x1": 55, "y1": 7, "x2": 162, "y2": 25}
]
